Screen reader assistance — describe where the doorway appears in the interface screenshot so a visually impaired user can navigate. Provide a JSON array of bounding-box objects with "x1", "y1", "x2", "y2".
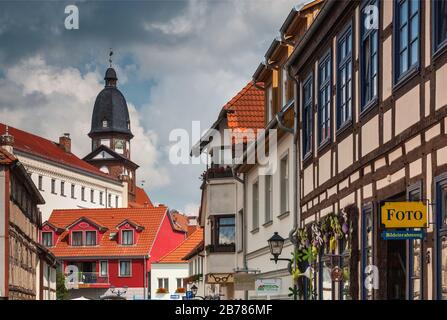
[{"x1": 386, "y1": 239, "x2": 406, "y2": 299}]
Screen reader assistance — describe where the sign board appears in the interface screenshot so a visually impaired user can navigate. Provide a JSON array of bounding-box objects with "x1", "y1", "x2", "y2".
[
  {"x1": 381, "y1": 202, "x2": 427, "y2": 228},
  {"x1": 206, "y1": 273, "x2": 233, "y2": 284},
  {"x1": 381, "y1": 230, "x2": 424, "y2": 240},
  {"x1": 234, "y1": 273, "x2": 256, "y2": 291},
  {"x1": 330, "y1": 267, "x2": 344, "y2": 282},
  {"x1": 185, "y1": 291, "x2": 193, "y2": 299},
  {"x1": 255, "y1": 278, "x2": 281, "y2": 296},
  {"x1": 170, "y1": 294, "x2": 180, "y2": 300}
]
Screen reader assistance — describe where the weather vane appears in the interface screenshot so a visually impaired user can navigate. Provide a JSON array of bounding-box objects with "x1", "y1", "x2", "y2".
[{"x1": 109, "y1": 48, "x2": 113, "y2": 67}]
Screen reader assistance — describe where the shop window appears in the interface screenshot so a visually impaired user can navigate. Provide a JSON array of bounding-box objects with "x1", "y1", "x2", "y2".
[
  {"x1": 394, "y1": 0, "x2": 420, "y2": 83},
  {"x1": 361, "y1": 0, "x2": 379, "y2": 110},
  {"x1": 361, "y1": 204, "x2": 374, "y2": 300},
  {"x1": 407, "y1": 183, "x2": 423, "y2": 300},
  {"x1": 435, "y1": 173, "x2": 447, "y2": 299},
  {"x1": 337, "y1": 24, "x2": 353, "y2": 129},
  {"x1": 318, "y1": 51, "x2": 331, "y2": 144}
]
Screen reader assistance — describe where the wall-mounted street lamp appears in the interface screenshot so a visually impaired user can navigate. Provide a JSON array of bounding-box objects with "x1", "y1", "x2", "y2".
[
  {"x1": 190, "y1": 284, "x2": 205, "y2": 300},
  {"x1": 268, "y1": 232, "x2": 297, "y2": 300},
  {"x1": 268, "y1": 232, "x2": 291, "y2": 264}
]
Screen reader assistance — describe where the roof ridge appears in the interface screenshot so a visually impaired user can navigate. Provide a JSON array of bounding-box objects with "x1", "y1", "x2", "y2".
[{"x1": 223, "y1": 81, "x2": 254, "y2": 111}]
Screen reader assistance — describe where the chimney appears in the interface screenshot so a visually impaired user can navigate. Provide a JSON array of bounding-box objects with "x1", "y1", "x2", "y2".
[
  {"x1": 59, "y1": 133, "x2": 71, "y2": 153},
  {"x1": 0, "y1": 126, "x2": 14, "y2": 154}
]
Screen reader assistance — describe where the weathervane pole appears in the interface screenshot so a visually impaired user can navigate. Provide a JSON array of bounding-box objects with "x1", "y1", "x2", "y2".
[{"x1": 109, "y1": 48, "x2": 113, "y2": 67}]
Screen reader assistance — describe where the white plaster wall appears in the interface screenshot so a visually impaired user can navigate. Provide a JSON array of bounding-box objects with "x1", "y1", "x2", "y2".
[
  {"x1": 150, "y1": 263, "x2": 189, "y2": 300},
  {"x1": 17, "y1": 153, "x2": 126, "y2": 221}
]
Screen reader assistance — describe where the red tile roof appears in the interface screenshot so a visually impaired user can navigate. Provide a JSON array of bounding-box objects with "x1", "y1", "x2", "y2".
[
  {"x1": 170, "y1": 212, "x2": 189, "y2": 233},
  {"x1": 223, "y1": 81, "x2": 265, "y2": 131},
  {"x1": 0, "y1": 147, "x2": 17, "y2": 165},
  {"x1": 47, "y1": 206, "x2": 168, "y2": 258},
  {"x1": 0, "y1": 123, "x2": 117, "y2": 181},
  {"x1": 155, "y1": 228, "x2": 203, "y2": 264},
  {"x1": 128, "y1": 186, "x2": 154, "y2": 208}
]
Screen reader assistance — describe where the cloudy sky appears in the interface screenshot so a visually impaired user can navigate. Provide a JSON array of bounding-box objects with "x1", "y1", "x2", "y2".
[{"x1": 0, "y1": 0, "x2": 302, "y2": 216}]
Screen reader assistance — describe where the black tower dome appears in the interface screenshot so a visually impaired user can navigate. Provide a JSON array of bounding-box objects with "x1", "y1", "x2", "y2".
[{"x1": 88, "y1": 67, "x2": 133, "y2": 138}]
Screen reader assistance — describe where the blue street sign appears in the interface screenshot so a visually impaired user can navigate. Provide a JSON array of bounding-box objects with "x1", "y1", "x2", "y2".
[
  {"x1": 170, "y1": 294, "x2": 180, "y2": 300},
  {"x1": 381, "y1": 230, "x2": 424, "y2": 240},
  {"x1": 186, "y1": 291, "x2": 193, "y2": 299}
]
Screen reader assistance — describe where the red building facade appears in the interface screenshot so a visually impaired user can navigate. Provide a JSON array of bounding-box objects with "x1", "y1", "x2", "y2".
[{"x1": 42, "y1": 206, "x2": 186, "y2": 299}]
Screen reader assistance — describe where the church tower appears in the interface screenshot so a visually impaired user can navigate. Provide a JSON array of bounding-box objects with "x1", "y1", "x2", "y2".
[{"x1": 84, "y1": 58, "x2": 139, "y2": 202}]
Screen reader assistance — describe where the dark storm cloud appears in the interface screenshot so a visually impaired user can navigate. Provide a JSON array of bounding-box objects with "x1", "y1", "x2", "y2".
[{"x1": 0, "y1": 0, "x2": 187, "y2": 68}]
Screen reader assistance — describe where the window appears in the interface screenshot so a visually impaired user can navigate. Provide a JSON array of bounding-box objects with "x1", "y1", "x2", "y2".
[
  {"x1": 435, "y1": 173, "x2": 447, "y2": 299},
  {"x1": 176, "y1": 278, "x2": 184, "y2": 289},
  {"x1": 119, "y1": 260, "x2": 131, "y2": 277},
  {"x1": 100, "y1": 192, "x2": 104, "y2": 205},
  {"x1": 51, "y1": 179, "x2": 56, "y2": 194},
  {"x1": 216, "y1": 216, "x2": 235, "y2": 246},
  {"x1": 81, "y1": 187, "x2": 85, "y2": 201},
  {"x1": 60, "y1": 181, "x2": 65, "y2": 196},
  {"x1": 38, "y1": 175, "x2": 43, "y2": 191},
  {"x1": 266, "y1": 85, "x2": 273, "y2": 123},
  {"x1": 121, "y1": 230, "x2": 134, "y2": 245},
  {"x1": 102, "y1": 119, "x2": 108, "y2": 128},
  {"x1": 71, "y1": 231, "x2": 83, "y2": 246},
  {"x1": 85, "y1": 231, "x2": 96, "y2": 246},
  {"x1": 108, "y1": 194, "x2": 112, "y2": 207},
  {"x1": 100, "y1": 261, "x2": 108, "y2": 277},
  {"x1": 408, "y1": 184, "x2": 422, "y2": 300},
  {"x1": 361, "y1": 1, "x2": 379, "y2": 110},
  {"x1": 434, "y1": 0, "x2": 447, "y2": 52},
  {"x1": 361, "y1": 204, "x2": 374, "y2": 300},
  {"x1": 71, "y1": 184, "x2": 75, "y2": 199},
  {"x1": 264, "y1": 175, "x2": 272, "y2": 223},
  {"x1": 281, "y1": 67, "x2": 288, "y2": 107},
  {"x1": 280, "y1": 154, "x2": 289, "y2": 214},
  {"x1": 337, "y1": 25, "x2": 353, "y2": 128},
  {"x1": 115, "y1": 196, "x2": 119, "y2": 208},
  {"x1": 158, "y1": 278, "x2": 169, "y2": 290},
  {"x1": 42, "y1": 232, "x2": 53, "y2": 247},
  {"x1": 252, "y1": 180, "x2": 259, "y2": 230},
  {"x1": 100, "y1": 139, "x2": 110, "y2": 148},
  {"x1": 90, "y1": 189, "x2": 94, "y2": 203},
  {"x1": 394, "y1": 0, "x2": 419, "y2": 82},
  {"x1": 318, "y1": 52, "x2": 331, "y2": 143},
  {"x1": 302, "y1": 74, "x2": 313, "y2": 156}
]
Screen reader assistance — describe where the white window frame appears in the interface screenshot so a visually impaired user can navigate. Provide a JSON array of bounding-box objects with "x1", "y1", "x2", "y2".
[
  {"x1": 42, "y1": 231, "x2": 53, "y2": 247},
  {"x1": 121, "y1": 229, "x2": 134, "y2": 245},
  {"x1": 99, "y1": 260, "x2": 108, "y2": 277},
  {"x1": 118, "y1": 260, "x2": 132, "y2": 277},
  {"x1": 85, "y1": 230, "x2": 97, "y2": 246}
]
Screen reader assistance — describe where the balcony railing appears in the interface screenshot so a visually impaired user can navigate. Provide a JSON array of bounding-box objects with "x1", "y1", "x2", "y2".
[
  {"x1": 201, "y1": 166, "x2": 234, "y2": 181},
  {"x1": 65, "y1": 272, "x2": 109, "y2": 286}
]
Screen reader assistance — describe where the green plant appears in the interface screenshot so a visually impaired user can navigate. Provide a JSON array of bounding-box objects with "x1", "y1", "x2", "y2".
[{"x1": 56, "y1": 271, "x2": 68, "y2": 300}]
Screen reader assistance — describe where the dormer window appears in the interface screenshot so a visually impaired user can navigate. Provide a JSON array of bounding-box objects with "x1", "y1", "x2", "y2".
[
  {"x1": 86, "y1": 231, "x2": 97, "y2": 246},
  {"x1": 102, "y1": 119, "x2": 108, "y2": 128},
  {"x1": 42, "y1": 231, "x2": 53, "y2": 247},
  {"x1": 72, "y1": 231, "x2": 83, "y2": 246},
  {"x1": 122, "y1": 230, "x2": 134, "y2": 245}
]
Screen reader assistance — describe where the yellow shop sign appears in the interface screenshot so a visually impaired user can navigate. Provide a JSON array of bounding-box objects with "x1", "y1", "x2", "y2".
[{"x1": 381, "y1": 202, "x2": 427, "y2": 228}]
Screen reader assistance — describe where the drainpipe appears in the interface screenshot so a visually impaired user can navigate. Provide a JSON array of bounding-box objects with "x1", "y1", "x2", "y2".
[
  {"x1": 288, "y1": 65, "x2": 301, "y2": 300},
  {"x1": 144, "y1": 255, "x2": 147, "y2": 299},
  {"x1": 231, "y1": 167, "x2": 248, "y2": 299}
]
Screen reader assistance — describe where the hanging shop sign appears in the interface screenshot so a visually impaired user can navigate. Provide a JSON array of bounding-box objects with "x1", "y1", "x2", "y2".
[
  {"x1": 234, "y1": 273, "x2": 256, "y2": 291},
  {"x1": 255, "y1": 279, "x2": 281, "y2": 296},
  {"x1": 381, "y1": 230, "x2": 424, "y2": 240},
  {"x1": 381, "y1": 202, "x2": 427, "y2": 229},
  {"x1": 330, "y1": 266, "x2": 344, "y2": 282}
]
